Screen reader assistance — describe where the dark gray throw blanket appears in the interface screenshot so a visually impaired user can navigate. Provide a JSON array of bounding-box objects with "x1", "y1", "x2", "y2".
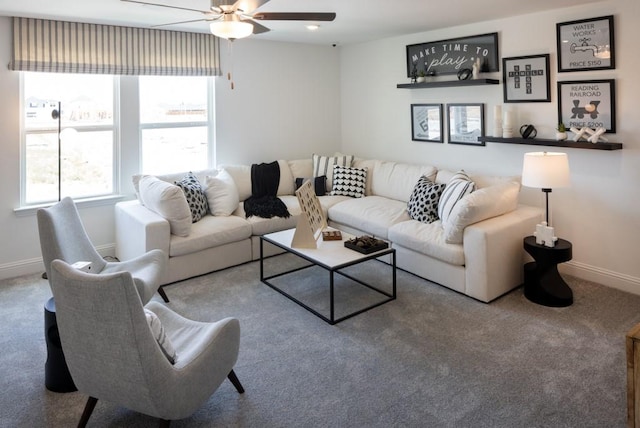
[{"x1": 244, "y1": 161, "x2": 291, "y2": 219}]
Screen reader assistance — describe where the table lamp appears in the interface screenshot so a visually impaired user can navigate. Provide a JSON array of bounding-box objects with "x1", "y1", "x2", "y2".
[{"x1": 521, "y1": 152, "x2": 570, "y2": 247}]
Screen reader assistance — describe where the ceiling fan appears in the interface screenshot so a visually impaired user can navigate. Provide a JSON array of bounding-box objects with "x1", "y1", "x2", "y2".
[{"x1": 121, "y1": 0, "x2": 337, "y2": 40}]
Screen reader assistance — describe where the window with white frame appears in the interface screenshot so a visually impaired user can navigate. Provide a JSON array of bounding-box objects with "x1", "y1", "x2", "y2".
[
  {"x1": 139, "y1": 76, "x2": 212, "y2": 175},
  {"x1": 22, "y1": 72, "x2": 116, "y2": 205}
]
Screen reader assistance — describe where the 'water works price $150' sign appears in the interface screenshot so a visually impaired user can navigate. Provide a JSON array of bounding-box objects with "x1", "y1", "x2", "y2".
[{"x1": 406, "y1": 33, "x2": 499, "y2": 77}]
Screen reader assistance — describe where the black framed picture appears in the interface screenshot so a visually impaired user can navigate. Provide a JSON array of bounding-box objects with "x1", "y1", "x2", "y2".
[
  {"x1": 502, "y1": 54, "x2": 551, "y2": 103},
  {"x1": 411, "y1": 104, "x2": 443, "y2": 143},
  {"x1": 556, "y1": 15, "x2": 615, "y2": 72},
  {"x1": 447, "y1": 104, "x2": 485, "y2": 146},
  {"x1": 406, "y1": 33, "x2": 499, "y2": 77},
  {"x1": 557, "y1": 79, "x2": 616, "y2": 133}
]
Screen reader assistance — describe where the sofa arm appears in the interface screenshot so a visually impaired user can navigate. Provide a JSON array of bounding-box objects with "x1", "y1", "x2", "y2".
[
  {"x1": 463, "y1": 204, "x2": 542, "y2": 302},
  {"x1": 115, "y1": 200, "x2": 171, "y2": 262}
]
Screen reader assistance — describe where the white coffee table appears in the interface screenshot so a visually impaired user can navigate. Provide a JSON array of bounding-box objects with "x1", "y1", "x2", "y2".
[{"x1": 260, "y1": 228, "x2": 396, "y2": 325}]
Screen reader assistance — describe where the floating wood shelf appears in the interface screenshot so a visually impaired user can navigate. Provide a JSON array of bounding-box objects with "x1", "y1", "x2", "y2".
[
  {"x1": 396, "y1": 78, "x2": 500, "y2": 89},
  {"x1": 478, "y1": 136, "x2": 623, "y2": 151}
]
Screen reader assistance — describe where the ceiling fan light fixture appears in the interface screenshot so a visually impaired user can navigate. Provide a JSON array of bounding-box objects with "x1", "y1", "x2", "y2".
[{"x1": 210, "y1": 15, "x2": 253, "y2": 40}]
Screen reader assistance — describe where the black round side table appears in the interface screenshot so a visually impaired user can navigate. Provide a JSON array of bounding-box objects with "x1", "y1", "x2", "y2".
[
  {"x1": 44, "y1": 297, "x2": 77, "y2": 392},
  {"x1": 523, "y1": 236, "x2": 573, "y2": 307}
]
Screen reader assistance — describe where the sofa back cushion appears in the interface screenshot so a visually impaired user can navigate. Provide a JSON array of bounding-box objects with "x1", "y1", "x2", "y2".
[
  {"x1": 370, "y1": 161, "x2": 437, "y2": 202},
  {"x1": 219, "y1": 160, "x2": 295, "y2": 201},
  {"x1": 133, "y1": 168, "x2": 218, "y2": 199},
  {"x1": 436, "y1": 169, "x2": 521, "y2": 189}
]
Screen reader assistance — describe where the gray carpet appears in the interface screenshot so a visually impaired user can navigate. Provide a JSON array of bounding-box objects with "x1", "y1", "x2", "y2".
[{"x1": 1, "y1": 254, "x2": 639, "y2": 427}]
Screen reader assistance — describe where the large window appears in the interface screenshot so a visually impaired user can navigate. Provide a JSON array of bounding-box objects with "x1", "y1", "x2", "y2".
[
  {"x1": 22, "y1": 72, "x2": 116, "y2": 205},
  {"x1": 139, "y1": 76, "x2": 212, "y2": 175}
]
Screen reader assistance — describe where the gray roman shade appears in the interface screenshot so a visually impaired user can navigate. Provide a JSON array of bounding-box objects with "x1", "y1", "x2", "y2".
[{"x1": 9, "y1": 17, "x2": 221, "y2": 76}]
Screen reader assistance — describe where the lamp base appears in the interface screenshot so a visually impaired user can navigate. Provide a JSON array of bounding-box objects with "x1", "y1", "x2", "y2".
[{"x1": 533, "y1": 222, "x2": 557, "y2": 247}]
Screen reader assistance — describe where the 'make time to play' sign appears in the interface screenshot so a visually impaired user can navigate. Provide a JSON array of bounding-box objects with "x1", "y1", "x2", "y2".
[{"x1": 406, "y1": 33, "x2": 499, "y2": 77}]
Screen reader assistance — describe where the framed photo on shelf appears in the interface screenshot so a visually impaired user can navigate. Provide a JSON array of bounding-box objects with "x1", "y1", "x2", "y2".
[
  {"x1": 557, "y1": 79, "x2": 616, "y2": 133},
  {"x1": 556, "y1": 15, "x2": 615, "y2": 72},
  {"x1": 502, "y1": 54, "x2": 550, "y2": 103},
  {"x1": 411, "y1": 104, "x2": 443, "y2": 143},
  {"x1": 447, "y1": 103, "x2": 485, "y2": 146}
]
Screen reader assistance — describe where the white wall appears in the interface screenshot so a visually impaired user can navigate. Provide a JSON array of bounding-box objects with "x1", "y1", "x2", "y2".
[
  {"x1": 0, "y1": 16, "x2": 341, "y2": 279},
  {"x1": 340, "y1": 0, "x2": 640, "y2": 292}
]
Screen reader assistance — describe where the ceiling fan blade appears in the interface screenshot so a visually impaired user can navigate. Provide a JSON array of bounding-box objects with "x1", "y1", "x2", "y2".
[
  {"x1": 150, "y1": 18, "x2": 213, "y2": 28},
  {"x1": 246, "y1": 20, "x2": 271, "y2": 34},
  {"x1": 252, "y1": 12, "x2": 336, "y2": 22},
  {"x1": 232, "y1": 0, "x2": 271, "y2": 13},
  {"x1": 120, "y1": 0, "x2": 207, "y2": 14}
]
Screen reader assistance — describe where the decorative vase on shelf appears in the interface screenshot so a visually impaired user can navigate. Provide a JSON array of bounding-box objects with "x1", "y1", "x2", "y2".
[{"x1": 416, "y1": 76, "x2": 426, "y2": 83}]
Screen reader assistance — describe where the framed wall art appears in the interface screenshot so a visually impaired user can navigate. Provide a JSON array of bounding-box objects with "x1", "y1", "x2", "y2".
[
  {"x1": 406, "y1": 33, "x2": 499, "y2": 78},
  {"x1": 502, "y1": 54, "x2": 551, "y2": 103},
  {"x1": 557, "y1": 79, "x2": 616, "y2": 132},
  {"x1": 447, "y1": 104, "x2": 485, "y2": 146},
  {"x1": 556, "y1": 15, "x2": 615, "y2": 72},
  {"x1": 411, "y1": 104, "x2": 443, "y2": 143}
]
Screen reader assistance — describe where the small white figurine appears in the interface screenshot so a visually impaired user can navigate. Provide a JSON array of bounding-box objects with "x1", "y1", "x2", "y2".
[
  {"x1": 534, "y1": 222, "x2": 558, "y2": 248},
  {"x1": 570, "y1": 126, "x2": 608, "y2": 143}
]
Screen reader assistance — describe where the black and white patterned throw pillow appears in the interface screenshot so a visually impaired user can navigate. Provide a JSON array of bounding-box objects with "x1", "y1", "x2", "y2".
[
  {"x1": 407, "y1": 176, "x2": 446, "y2": 223},
  {"x1": 175, "y1": 172, "x2": 209, "y2": 223},
  {"x1": 330, "y1": 165, "x2": 367, "y2": 198},
  {"x1": 438, "y1": 170, "x2": 475, "y2": 224}
]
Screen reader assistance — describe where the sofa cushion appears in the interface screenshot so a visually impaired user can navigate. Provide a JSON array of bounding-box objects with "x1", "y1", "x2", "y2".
[
  {"x1": 407, "y1": 176, "x2": 446, "y2": 224},
  {"x1": 312, "y1": 153, "x2": 354, "y2": 191},
  {"x1": 168, "y1": 214, "x2": 252, "y2": 257},
  {"x1": 330, "y1": 165, "x2": 367, "y2": 198},
  {"x1": 352, "y1": 158, "x2": 378, "y2": 196},
  {"x1": 138, "y1": 176, "x2": 192, "y2": 237},
  {"x1": 388, "y1": 220, "x2": 465, "y2": 266},
  {"x1": 370, "y1": 161, "x2": 438, "y2": 202},
  {"x1": 295, "y1": 176, "x2": 327, "y2": 196},
  {"x1": 328, "y1": 196, "x2": 410, "y2": 239},
  {"x1": 443, "y1": 181, "x2": 521, "y2": 244},
  {"x1": 438, "y1": 171, "x2": 475, "y2": 225},
  {"x1": 234, "y1": 195, "x2": 300, "y2": 236},
  {"x1": 205, "y1": 170, "x2": 240, "y2": 216},
  {"x1": 133, "y1": 169, "x2": 218, "y2": 198},
  {"x1": 288, "y1": 158, "x2": 314, "y2": 183},
  {"x1": 175, "y1": 172, "x2": 209, "y2": 223}
]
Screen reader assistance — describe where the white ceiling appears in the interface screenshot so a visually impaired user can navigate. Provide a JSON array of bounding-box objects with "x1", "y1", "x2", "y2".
[{"x1": 0, "y1": 0, "x2": 605, "y2": 46}]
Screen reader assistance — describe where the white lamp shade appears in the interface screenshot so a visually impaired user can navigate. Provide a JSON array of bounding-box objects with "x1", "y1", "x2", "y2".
[
  {"x1": 521, "y1": 152, "x2": 570, "y2": 189},
  {"x1": 210, "y1": 18, "x2": 253, "y2": 40}
]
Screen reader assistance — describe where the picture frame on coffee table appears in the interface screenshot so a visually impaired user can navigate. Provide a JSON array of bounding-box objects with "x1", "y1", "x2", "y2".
[
  {"x1": 557, "y1": 79, "x2": 616, "y2": 133},
  {"x1": 411, "y1": 104, "x2": 443, "y2": 143},
  {"x1": 502, "y1": 54, "x2": 551, "y2": 103},
  {"x1": 447, "y1": 103, "x2": 485, "y2": 146}
]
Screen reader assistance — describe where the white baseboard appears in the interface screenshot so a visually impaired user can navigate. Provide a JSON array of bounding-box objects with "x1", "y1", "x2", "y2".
[
  {"x1": 560, "y1": 260, "x2": 640, "y2": 296},
  {"x1": 0, "y1": 244, "x2": 116, "y2": 281}
]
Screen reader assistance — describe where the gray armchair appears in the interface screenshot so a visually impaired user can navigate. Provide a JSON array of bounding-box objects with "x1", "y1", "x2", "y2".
[
  {"x1": 49, "y1": 259, "x2": 244, "y2": 427},
  {"x1": 37, "y1": 196, "x2": 169, "y2": 304}
]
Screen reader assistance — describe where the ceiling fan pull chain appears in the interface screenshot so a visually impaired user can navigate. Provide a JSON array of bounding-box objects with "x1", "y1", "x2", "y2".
[{"x1": 227, "y1": 39, "x2": 235, "y2": 90}]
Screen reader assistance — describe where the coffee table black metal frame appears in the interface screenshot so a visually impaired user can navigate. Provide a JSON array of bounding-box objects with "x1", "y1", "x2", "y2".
[{"x1": 260, "y1": 229, "x2": 396, "y2": 325}]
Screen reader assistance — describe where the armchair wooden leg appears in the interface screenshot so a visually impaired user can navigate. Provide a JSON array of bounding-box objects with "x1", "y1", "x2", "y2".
[
  {"x1": 78, "y1": 396, "x2": 98, "y2": 428},
  {"x1": 158, "y1": 287, "x2": 170, "y2": 303},
  {"x1": 227, "y1": 369, "x2": 244, "y2": 394}
]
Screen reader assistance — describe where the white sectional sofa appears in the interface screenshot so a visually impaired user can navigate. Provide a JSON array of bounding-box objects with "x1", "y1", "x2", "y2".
[{"x1": 115, "y1": 156, "x2": 542, "y2": 303}]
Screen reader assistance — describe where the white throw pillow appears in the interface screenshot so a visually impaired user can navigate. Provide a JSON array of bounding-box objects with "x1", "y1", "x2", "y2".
[
  {"x1": 312, "y1": 153, "x2": 354, "y2": 191},
  {"x1": 205, "y1": 170, "x2": 240, "y2": 216},
  {"x1": 438, "y1": 171, "x2": 475, "y2": 225},
  {"x1": 443, "y1": 181, "x2": 521, "y2": 244},
  {"x1": 144, "y1": 309, "x2": 177, "y2": 364},
  {"x1": 138, "y1": 176, "x2": 191, "y2": 237}
]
